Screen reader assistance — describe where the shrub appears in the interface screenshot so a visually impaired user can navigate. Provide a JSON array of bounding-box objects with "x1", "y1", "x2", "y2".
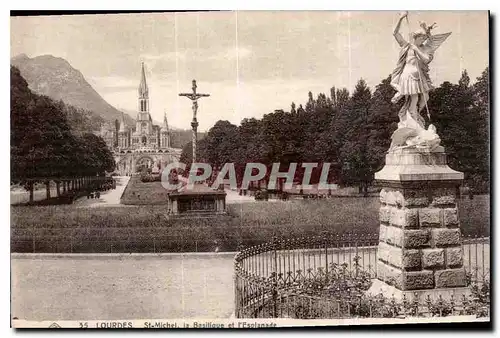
[
  {"x1": 254, "y1": 190, "x2": 269, "y2": 201},
  {"x1": 140, "y1": 173, "x2": 160, "y2": 183}
]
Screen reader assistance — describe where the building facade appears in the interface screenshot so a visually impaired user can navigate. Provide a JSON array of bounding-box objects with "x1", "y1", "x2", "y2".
[{"x1": 99, "y1": 63, "x2": 181, "y2": 175}]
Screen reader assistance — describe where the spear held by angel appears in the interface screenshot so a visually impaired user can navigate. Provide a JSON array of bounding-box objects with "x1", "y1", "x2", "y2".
[{"x1": 389, "y1": 11, "x2": 451, "y2": 150}]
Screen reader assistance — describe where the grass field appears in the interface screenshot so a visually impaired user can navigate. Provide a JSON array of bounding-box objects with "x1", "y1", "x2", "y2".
[
  {"x1": 11, "y1": 194, "x2": 490, "y2": 253},
  {"x1": 120, "y1": 175, "x2": 170, "y2": 205}
]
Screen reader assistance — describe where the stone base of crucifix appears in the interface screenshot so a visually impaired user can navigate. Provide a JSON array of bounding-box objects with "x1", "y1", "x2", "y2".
[{"x1": 366, "y1": 146, "x2": 470, "y2": 302}]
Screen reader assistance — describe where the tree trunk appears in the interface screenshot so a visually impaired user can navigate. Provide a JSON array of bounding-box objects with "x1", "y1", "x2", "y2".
[
  {"x1": 45, "y1": 181, "x2": 51, "y2": 199},
  {"x1": 56, "y1": 181, "x2": 61, "y2": 197},
  {"x1": 29, "y1": 182, "x2": 34, "y2": 203},
  {"x1": 63, "y1": 180, "x2": 67, "y2": 194}
]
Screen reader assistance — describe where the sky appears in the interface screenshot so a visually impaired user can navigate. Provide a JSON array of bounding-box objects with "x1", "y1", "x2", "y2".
[{"x1": 11, "y1": 11, "x2": 489, "y2": 131}]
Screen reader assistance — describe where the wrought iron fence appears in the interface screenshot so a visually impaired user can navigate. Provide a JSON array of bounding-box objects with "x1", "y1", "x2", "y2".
[
  {"x1": 11, "y1": 235, "x2": 242, "y2": 253},
  {"x1": 234, "y1": 233, "x2": 490, "y2": 319}
]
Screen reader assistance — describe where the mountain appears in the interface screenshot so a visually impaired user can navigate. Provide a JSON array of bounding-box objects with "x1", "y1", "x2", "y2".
[{"x1": 10, "y1": 54, "x2": 134, "y2": 126}]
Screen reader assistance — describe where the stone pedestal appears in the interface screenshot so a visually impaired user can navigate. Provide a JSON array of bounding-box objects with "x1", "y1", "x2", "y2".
[
  {"x1": 168, "y1": 183, "x2": 227, "y2": 217},
  {"x1": 367, "y1": 146, "x2": 469, "y2": 301}
]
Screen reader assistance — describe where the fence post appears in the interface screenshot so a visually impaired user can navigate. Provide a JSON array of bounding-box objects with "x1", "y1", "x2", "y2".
[
  {"x1": 272, "y1": 236, "x2": 278, "y2": 318},
  {"x1": 323, "y1": 232, "x2": 329, "y2": 280},
  {"x1": 234, "y1": 259, "x2": 239, "y2": 317},
  {"x1": 32, "y1": 228, "x2": 35, "y2": 253}
]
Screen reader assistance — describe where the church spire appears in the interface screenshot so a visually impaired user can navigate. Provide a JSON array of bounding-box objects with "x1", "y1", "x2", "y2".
[
  {"x1": 119, "y1": 112, "x2": 127, "y2": 132},
  {"x1": 138, "y1": 62, "x2": 148, "y2": 99},
  {"x1": 164, "y1": 111, "x2": 168, "y2": 127},
  {"x1": 160, "y1": 110, "x2": 170, "y2": 148},
  {"x1": 162, "y1": 111, "x2": 169, "y2": 131}
]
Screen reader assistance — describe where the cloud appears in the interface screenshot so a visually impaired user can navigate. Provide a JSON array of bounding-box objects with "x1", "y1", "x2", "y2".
[
  {"x1": 88, "y1": 76, "x2": 138, "y2": 93},
  {"x1": 207, "y1": 46, "x2": 253, "y2": 61},
  {"x1": 140, "y1": 51, "x2": 187, "y2": 63}
]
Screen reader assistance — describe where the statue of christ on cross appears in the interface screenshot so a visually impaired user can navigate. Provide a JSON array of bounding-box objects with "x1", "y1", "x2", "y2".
[
  {"x1": 179, "y1": 79, "x2": 210, "y2": 121},
  {"x1": 179, "y1": 80, "x2": 210, "y2": 163}
]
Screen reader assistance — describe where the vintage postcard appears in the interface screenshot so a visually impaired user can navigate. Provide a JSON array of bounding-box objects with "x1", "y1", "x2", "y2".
[{"x1": 10, "y1": 10, "x2": 490, "y2": 328}]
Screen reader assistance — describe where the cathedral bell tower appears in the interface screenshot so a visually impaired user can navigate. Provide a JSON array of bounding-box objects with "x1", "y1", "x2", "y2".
[
  {"x1": 136, "y1": 62, "x2": 153, "y2": 138},
  {"x1": 160, "y1": 111, "x2": 171, "y2": 149},
  {"x1": 118, "y1": 112, "x2": 129, "y2": 148}
]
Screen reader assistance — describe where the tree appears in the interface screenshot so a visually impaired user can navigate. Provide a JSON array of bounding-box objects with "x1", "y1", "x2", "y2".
[
  {"x1": 11, "y1": 66, "x2": 116, "y2": 202},
  {"x1": 366, "y1": 75, "x2": 400, "y2": 178},
  {"x1": 11, "y1": 66, "x2": 37, "y2": 201},
  {"x1": 77, "y1": 133, "x2": 115, "y2": 175},
  {"x1": 200, "y1": 120, "x2": 240, "y2": 167},
  {"x1": 471, "y1": 67, "x2": 490, "y2": 191},
  {"x1": 314, "y1": 87, "x2": 351, "y2": 183},
  {"x1": 236, "y1": 118, "x2": 266, "y2": 185},
  {"x1": 339, "y1": 79, "x2": 372, "y2": 192},
  {"x1": 305, "y1": 91, "x2": 315, "y2": 112},
  {"x1": 429, "y1": 70, "x2": 487, "y2": 191},
  {"x1": 180, "y1": 141, "x2": 193, "y2": 166}
]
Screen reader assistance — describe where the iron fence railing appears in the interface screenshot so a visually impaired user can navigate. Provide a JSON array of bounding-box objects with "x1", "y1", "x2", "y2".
[
  {"x1": 11, "y1": 236, "x2": 238, "y2": 254},
  {"x1": 234, "y1": 233, "x2": 490, "y2": 319}
]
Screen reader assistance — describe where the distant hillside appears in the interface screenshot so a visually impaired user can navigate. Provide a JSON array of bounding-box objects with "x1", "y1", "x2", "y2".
[
  {"x1": 170, "y1": 130, "x2": 206, "y2": 149},
  {"x1": 11, "y1": 54, "x2": 134, "y2": 126}
]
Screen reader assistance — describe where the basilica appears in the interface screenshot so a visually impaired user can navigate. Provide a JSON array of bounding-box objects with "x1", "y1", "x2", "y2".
[{"x1": 99, "y1": 63, "x2": 181, "y2": 175}]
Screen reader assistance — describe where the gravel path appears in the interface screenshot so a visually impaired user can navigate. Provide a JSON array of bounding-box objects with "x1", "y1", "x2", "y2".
[
  {"x1": 11, "y1": 253, "x2": 235, "y2": 321},
  {"x1": 73, "y1": 176, "x2": 130, "y2": 208}
]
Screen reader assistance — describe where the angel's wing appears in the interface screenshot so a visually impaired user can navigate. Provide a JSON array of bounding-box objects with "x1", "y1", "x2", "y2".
[{"x1": 424, "y1": 32, "x2": 452, "y2": 53}]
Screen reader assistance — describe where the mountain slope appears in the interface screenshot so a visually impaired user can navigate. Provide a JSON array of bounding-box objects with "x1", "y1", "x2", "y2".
[{"x1": 11, "y1": 54, "x2": 134, "y2": 126}]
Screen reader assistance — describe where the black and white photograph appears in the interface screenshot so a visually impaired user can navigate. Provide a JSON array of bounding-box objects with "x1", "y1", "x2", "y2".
[{"x1": 9, "y1": 9, "x2": 490, "y2": 328}]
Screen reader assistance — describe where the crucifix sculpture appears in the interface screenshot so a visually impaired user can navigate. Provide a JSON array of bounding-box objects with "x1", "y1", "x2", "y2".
[{"x1": 179, "y1": 80, "x2": 210, "y2": 163}]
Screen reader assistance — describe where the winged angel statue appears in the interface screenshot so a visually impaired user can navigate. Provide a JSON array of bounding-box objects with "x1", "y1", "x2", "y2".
[{"x1": 389, "y1": 11, "x2": 451, "y2": 151}]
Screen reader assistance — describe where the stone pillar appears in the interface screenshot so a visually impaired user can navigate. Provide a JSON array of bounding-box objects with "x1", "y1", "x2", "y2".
[
  {"x1": 367, "y1": 147, "x2": 468, "y2": 301},
  {"x1": 216, "y1": 198, "x2": 223, "y2": 213},
  {"x1": 171, "y1": 198, "x2": 178, "y2": 215}
]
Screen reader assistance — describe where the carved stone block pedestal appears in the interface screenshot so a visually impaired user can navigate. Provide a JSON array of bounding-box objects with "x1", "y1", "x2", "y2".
[{"x1": 366, "y1": 146, "x2": 470, "y2": 302}]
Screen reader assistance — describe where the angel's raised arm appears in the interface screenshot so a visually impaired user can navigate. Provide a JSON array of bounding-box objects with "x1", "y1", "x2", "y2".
[{"x1": 393, "y1": 14, "x2": 408, "y2": 47}]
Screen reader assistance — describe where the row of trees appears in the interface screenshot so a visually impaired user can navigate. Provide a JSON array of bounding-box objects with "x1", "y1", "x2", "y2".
[
  {"x1": 180, "y1": 67, "x2": 489, "y2": 192},
  {"x1": 11, "y1": 66, "x2": 115, "y2": 202}
]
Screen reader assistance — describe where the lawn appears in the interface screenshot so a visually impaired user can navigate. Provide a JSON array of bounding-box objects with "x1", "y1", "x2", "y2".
[
  {"x1": 120, "y1": 175, "x2": 170, "y2": 205},
  {"x1": 11, "y1": 195, "x2": 490, "y2": 253}
]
